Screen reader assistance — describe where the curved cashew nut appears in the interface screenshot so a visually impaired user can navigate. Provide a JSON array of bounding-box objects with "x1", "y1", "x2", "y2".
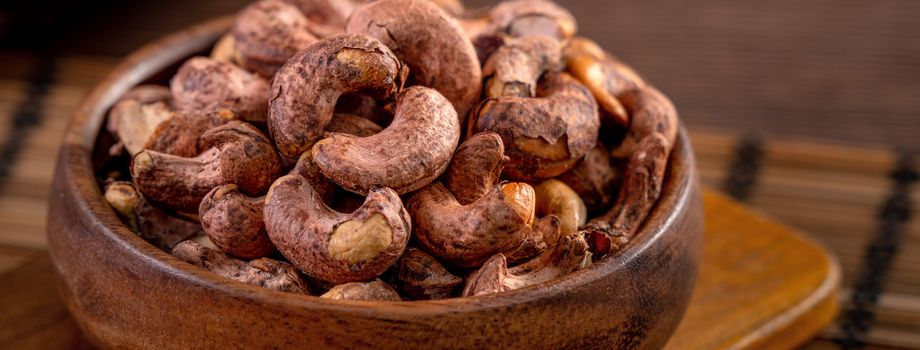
[
  {"x1": 172, "y1": 240, "x2": 309, "y2": 294},
  {"x1": 263, "y1": 175, "x2": 411, "y2": 284},
  {"x1": 564, "y1": 37, "x2": 645, "y2": 126},
  {"x1": 504, "y1": 214, "x2": 561, "y2": 264},
  {"x1": 487, "y1": 0, "x2": 576, "y2": 40},
  {"x1": 407, "y1": 182, "x2": 532, "y2": 268},
  {"x1": 611, "y1": 86, "x2": 679, "y2": 159},
  {"x1": 533, "y1": 179, "x2": 587, "y2": 236},
  {"x1": 482, "y1": 35, "x2": 562, "y2": 99},
  {"x1": 556, "y1": 142, "x2": 619, "y2": 214},
  {"x1": 347, "y1": 0, "x2": 482, "y2": 121},
  {"x1": 582, "y1": 133, "x2": 669, "y2": 258},
  {"x1": 131, "y1": 121, "x2": 282, "y2": 213},
  {"x1": 108, "y1": 90, "x2": 174, "y2": 156},
  {"x1": 320, "y1": 279, "x2": 402, "y2": 301},
  {"x1": 171, "y1": 57, "x2": 270, "y2": 122},
  {"x1": 445, "y1": 132, "x2": 508, "y2": 205},
  {"x1": 462, "y1": 232, "x2": 591, "y2": 297},
  {"x1": 268, "y1": 33, "x2": 404, "y2": 158},
  {"x1": 199, "y1": 185, "x2": 275, "y2": 260},
  {"x1": 312, "y1": 86, "x2": 460, "y2": 195},
  {"x1": 232, "y1": 0, "x2": 319, "y2": 77},
  {"x1": 473, "y1": 72, "x2": 599, "y2": 180},
  {"x1": 283, "y1": 0, "x2": 355, "y2": 38},
  {"x1": 104, "y1": 181, "x2": 201, "y2": 250},
  {"x1": 395, "y1": 247, "x2": 463, "y2": 300},
  {"x1": 210, "y1": 34, "x2": 242, "y2": 65},
  {"x1": 145, "y1": 108, "x2": 237, "y2": 158}
]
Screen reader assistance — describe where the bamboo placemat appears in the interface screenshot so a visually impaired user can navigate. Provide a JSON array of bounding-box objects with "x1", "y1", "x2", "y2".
[{"x1": 0, "y1": 53, "x2": 916, "y2": 349}]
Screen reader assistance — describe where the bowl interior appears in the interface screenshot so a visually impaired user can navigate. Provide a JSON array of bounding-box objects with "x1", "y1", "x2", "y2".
[{"x1": 66, "y1": 17, "x2": 697, "y2": 311}]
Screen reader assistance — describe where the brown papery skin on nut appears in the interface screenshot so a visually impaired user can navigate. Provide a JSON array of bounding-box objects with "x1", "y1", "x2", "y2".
[
  {"x1": 504, "y1": 214, "x2": 561, "y2": 265},
  {"x1": 144, "y1": 108, "x2": 236, "y2": 158},
  {"x1": 263, "y1": 175, "x2": 410, "y2": 284},
  {"x1": 347, "y1": 0, "x2": 482, "y2": 122},
  {"x1": 106, "y1": 85, "x2": 172, "y2": 138},
  {"x1": 109, "y1": 99, "x2": 174, "y2": 157},
  {"x1": 104, "y1": 181, "x2": 201, "y2": 251},
  {"x1": 482, "y1": 35, "x2": 562, "y2": 99},
  {"x1": 171, "y1": 57, "x2": 270, "y2": 123},
  {"x1": 395, "y1": 247, "x2": 463, "y2": 300},
  {"x1": 564, "y1": 37, "x2": 645, "y2": 126},
  {"x1": 320, "y1": 279, "x2": 402, "y2": 301},
  {"x1": 312, "y1": 86, "x2": 460, "y2": 195},
  {"x1": 131, "y1": 121, "x2": 282, "y2": 213},
  {"x1": 199, "y1": 185, "x2": 275, "y2": 260},
  {"x1": 408, "y1": 183, "x2": 527, "y2": 269},
  {"x1": 232, "y1": 0, "x2": 320, "y2": 78},
  {"x1": 612, "y1": 86, "x2": 679, "y2": 159},
  {"x1": 445, "y1": 132, "x2": 508, "y2": 205},
  {"x1": 282, "y1": 0, "x2": 355, "y2": 37},
  {"x1": 487, "y1": 0, "x2": 577, "y2": 40},
  {"x1": 172, "y1": 240, "x2": 309, "y2": 294},
  {"x1": 474, "y1": 72, "x2": 599, "y2": 181},
  {"x1": 556, "y1": 142, "x2": 618, "y2": 214},
  {"x1": 268, "y1": 33, "x2": 404, "y2": 158}
]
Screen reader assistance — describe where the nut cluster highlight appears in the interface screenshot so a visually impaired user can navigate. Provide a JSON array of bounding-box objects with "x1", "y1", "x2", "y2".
[{"x1": 100, "y1": 0, "x2": 679, "y2": 301}]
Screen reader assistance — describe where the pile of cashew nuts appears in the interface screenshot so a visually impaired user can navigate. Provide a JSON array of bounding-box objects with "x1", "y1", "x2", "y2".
[{"x1": 101, "y1": 0, "x2": 678, "y2": 301}]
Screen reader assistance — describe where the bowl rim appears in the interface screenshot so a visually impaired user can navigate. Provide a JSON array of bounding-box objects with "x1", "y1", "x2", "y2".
[{"x1": 57, "y1": 16, "x2": 697, "y2": 314}]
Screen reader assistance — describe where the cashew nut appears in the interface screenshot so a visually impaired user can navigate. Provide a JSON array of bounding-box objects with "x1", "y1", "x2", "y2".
[
  {"x1": 283, "y1": 0, "x2": 355, "y2": 38},
  {"x1": 611, "y1": 86, "x2": 679, "y2": 159},
  {"x1": 444, "y1": 132, "x2": 508, "y2": 205},
  {"x1": 473, "y1": 72, "x2": 599, "y2": 180},
  {"x1": 210, "y1": 33, "x2": 242, "y2": 65},
  {"x1": 564, "y1": 36, "x2": 644, "y2": 126},
  {"x1": 504, "y1": 214, "x2": 561, "y2": 264},
  {"x1": 232, "y1": 0, "x2": 320, "y2": 77},
  {"x1": 104, "y1": 181, "x2": 201, "y2": 250},
  {"x1": 171, "y1": 56, "x2": 270, "y2": 122},
  {"x1": 482, "y1": 35, "x2": 562, "y2": 99},
  {"x1": 533, "y1": 179, "x2": 587, "y2": 236},
  {"x1": 199, "y1": 185, "x2": 275, "y2": 260},
  {"x1": 407, "y1": 182, "x2": 531, "y2": 268},
  {"x1": 320, "y1": 279, "x2": 402, "y2": 301},
  {"x1": 462, "y1": 232, "x2": 591, "y2": 297},
  {"x1": 556, "y1": 142, "x2": 618, "y2": 214},
  {"x1": 347, "y1": 0, "x2": 482, "y2": 121},
  {"x1": 131, "y1": 121, "x2": 282, "y2": 213},
  {"x1": 312, "y1": 86, "x2": 460, "y2": 195},
  {"x1": 263, "y1": 175, "x2": 411, "y2": 283},
  {"x1": 172, "y1": 240, "x2": 309, "y2": 294},
  {"x1": 582, "y1": 133, "x2": 669, "y2": 258},
  {"x1": 268, "y1": 33, "x2": 405, "y2": 158},
  {"x1": 395, "y1": 247, "x2": 463, "y2": 300},
  {"x1": 108, "y1": 93, "x2": 174, "y2": 157},
  {"x1": 145, "y1": 108, "x2": 237, "y2": 158},
  {"x1": 487, "y1": 0, "x2": 576, "y2": 40}
]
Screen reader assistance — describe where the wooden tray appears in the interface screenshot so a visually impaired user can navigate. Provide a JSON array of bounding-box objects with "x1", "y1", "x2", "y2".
[{"x1": 0, "y1": 189, "x2": 839, "y2": 349}]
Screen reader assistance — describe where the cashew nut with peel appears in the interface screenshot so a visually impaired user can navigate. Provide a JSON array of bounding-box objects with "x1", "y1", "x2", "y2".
[
  {"x1": 395, "y1": 247, "x2": 463, "y2": 300},
  {"x1": 486, "y1": 0, "x2": 576, "y2": 40},
  {"x1": 210, "y1": 34, "x2": 242, "y2": 65},
  {"x1": 504, "y1": 214, "x2": 561, "y2": 265},
  {"x1": 283, "y1": 0, "x2": 355, "y2": 38},
  {"x1": 268, "y1": 33, "x2": 405, "y2": 158},
  {"x1": 347, "y1": 0, "x2": 482, "y2": 121},
  {"x1": 556, "y1": 142, "x2": 619, "y2": 214},
  {"x1": 263, "y1": 175, "x2": 410, "y2": 284},
  {"x1": 107, "y1": 91, "x2": 174, "y2": 156},
  {"x1": 533, "y1": 179, "x2": 587, "y2": 236},
  {"x1": 145, "y1": 108, "x2": 237, "y2": 158},
  {"x1": 611, "y1": 86, "x2": 679, "y2": 159},
  {"x1": 444, "y1": 132, "x2": 508, "y2": 205},
  {"x1": 312, "y1": 86, "x2": 460, "y2": 195},
  {"x1": 232, "y1": 0, "x2": 319, "y2": 78},
  {"x1": 482, "y1": 35, "x2": 562, "y2": 99},
  {"x1": 407, "y1": 182, "x2": 533, "y2": 268},
  {"x1": 172, "y1": 240, "x2": 309, "y2": 294},
  {"x1": 104, "y1": 181, "x2": 201, "y2": 250},
  {"x1": 131, "y1": 121, "x2": 282, "y2": 213},
  {"x1": 473, "y1": 72, "x2": 599, "y2": 180},
  {"x1": 582, "y1": 133, "x2": 669, "y2": 258},
  {"x1": 320, "y1": 279, "x2": 402, "y2": 301},
  {"x1": 171, "y1": 57, "x2": 270, "y2": 123},
  {"x1": 199, "y1": 185, "x2": 275, "y2": 260},
  {"x1": 462, "y1": 232, "x2": 591, "y2": 297},
  {"x1": 564, "y1": 37, "x2": 645, "y2": 126}
]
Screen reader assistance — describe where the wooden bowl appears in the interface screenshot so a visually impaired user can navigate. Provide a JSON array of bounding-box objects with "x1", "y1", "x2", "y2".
[{"x1": 47, "y1": 17, "x2": 704, "y2": 349}]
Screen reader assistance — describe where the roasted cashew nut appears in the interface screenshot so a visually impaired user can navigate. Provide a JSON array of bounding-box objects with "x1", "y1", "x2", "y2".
[
  {"x1": 320, "y1": 279, "x2": 402, "y2": 301},
  {"x1": 104, "y1": 181, "x2": 201, "y2": 250},
  {"x1": 263, "y1": 175, "x2": 411, "y2": 284},
  {"x1": 171, "y1": 57, "x2": 270, "y2": 123},
  {"x1": 108, "y1": 89, "x2": 174, "y2": 156},
  {"x1": 407, "y1": 182, "x2": 532, "y2": 268},
  {"x1": 487, "y1": 0, "x2": 576, "y2": 40},
  {"x1": 395, "y1": 247, "x2": 463, "y2": 300},
  {"x1": 462, "y1": 232, "x2": 591, "y2": 297},
  {"x1": 283, "y1": 0, "x2": 355, "y2": 38},
  {"x1": 199, "y1": 185, "x2": 275, "y2": 260},
  {"x1": 268, "y1": 33, "x2": 405, "y2": 158},
  {"x1": 312, "y1": 86, "x2": 460, "y2": 195},
  {"x1": 172, "y1": 240, "x2": 309, "y2": 294},
  {"x1": 612, "y1": 86, "x2": 679, "y2": 159},
  {"x1": 145, "y1": 108, "x2": 237, "y2": 158},
  {"x1": 564, "y1": 36, "x2": 645, "y2": 126},
  {"x1": 482, "y1": 35, "x2": 562, "y2": 99},
  {"x1": 232, "y1": 0, "x2": 320, "y2": 77},
  {"x1": 556, "y1": 142, "x2": 619, "y2": 214},
  {"x1": 210, "y1": 34, "x2": 242, "y2": 65},
  {"x1": 347, "y1": 0, "x2": 482, "y2": 121},
  {"x1": 444, "y1": 132, "x2": 508, "y2": 205},
  {"x1": 533, "y1": 179, "x2": 587, "y2": 236},
  {"x1": 131, "y1": 121, "x2": 282, "y2": 213},
  {"x1": 473, "y1": 72, "x2": 599, "y2": 180}
]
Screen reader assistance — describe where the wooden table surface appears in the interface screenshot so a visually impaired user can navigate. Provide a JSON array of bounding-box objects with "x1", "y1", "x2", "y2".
[{"x1": 1, "y1": 0, "x2": 919, "y2": 348}]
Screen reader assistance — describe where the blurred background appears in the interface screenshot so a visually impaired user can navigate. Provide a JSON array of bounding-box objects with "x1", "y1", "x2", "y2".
[{"x1": 0, "y1": 0, "x2": 918, "y2": 348}]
